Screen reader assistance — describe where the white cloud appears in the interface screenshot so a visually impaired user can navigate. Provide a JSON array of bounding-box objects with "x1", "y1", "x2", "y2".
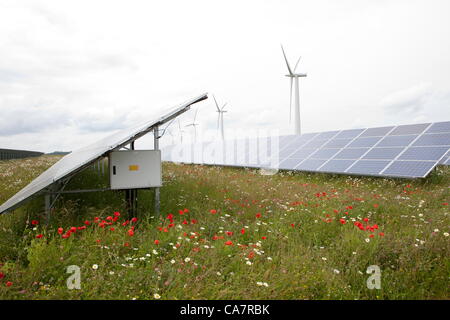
[{"x1": 0, "y1": 0, "x2": 450, "y2": 152}]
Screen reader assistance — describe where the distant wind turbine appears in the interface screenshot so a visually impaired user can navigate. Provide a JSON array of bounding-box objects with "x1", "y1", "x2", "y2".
[
  {"x1": 185, "y1": 108, "x2": 199, "y2": 143},
  {"x1": 177, "y1": 119, "x2": 185, "y2": 144},
  {"x1": 213, "y1": 95, "x2": 227, "y2": 140},
  {"x1": 281, "y1": 45, "x2": 307, "y2": 135}
]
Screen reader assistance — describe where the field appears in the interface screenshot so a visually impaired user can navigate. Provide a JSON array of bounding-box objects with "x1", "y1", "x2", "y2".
[{"x1": 0, "y1": 155, "x2": 449, "y2": 300}]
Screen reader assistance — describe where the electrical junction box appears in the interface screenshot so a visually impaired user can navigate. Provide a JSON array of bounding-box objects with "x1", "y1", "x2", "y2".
[{"x1": 109, "y1": 150, "x2": 162, "y2": 190}]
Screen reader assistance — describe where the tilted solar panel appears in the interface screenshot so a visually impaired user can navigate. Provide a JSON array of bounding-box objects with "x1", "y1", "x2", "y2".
[{"x1": 0, "y1": 93, "x2": 208, "y2": 215}]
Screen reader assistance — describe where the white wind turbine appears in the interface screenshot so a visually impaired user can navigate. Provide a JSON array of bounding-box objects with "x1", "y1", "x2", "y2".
[
  {"x1": 177, "y1": 119, "x2": 185, "y2": 144},
  {"x1": 213, "y1": 95, "x2": 227, "y2": 140},
  {"x1": 281, "y1": 45, "x2": 307, "y2": 135},
  {"x1": 185, "y1": 108, "x2": 200, "y2": 143}
]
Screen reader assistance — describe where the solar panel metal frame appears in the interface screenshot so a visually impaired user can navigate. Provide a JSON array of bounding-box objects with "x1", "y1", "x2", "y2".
[{"x1": 0, "y1": 93, "x2": 208, "y2": 215}]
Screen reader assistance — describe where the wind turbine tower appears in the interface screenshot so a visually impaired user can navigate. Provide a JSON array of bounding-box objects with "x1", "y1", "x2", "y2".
[
  {"x1": 281, "y1": 45, "x2": 307, "y2": 135},
  {"x1": 185, "y1": 108, "x2": 200, "y2": 143},
  {"x1": 213, "y1": 95, "x2": 227, "y2": 140}
]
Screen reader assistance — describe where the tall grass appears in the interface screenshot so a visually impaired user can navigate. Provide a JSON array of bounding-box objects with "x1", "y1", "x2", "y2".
[{"x1": 0, "y1": 157, "x2": 448, "y2": 299}]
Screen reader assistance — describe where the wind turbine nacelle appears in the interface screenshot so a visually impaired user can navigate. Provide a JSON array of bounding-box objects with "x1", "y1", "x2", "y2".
[{"x1": 285, "y1": 73, "x2": 307, "y2": 77}]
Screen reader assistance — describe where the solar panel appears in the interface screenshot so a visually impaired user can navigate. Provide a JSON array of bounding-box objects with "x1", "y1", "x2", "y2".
[
  {"x1": 382, "y1": 161, "x2": 436, "y2": 177},
  {"x1": 389, "y1": 123, "x2": 429, "y2": 136},
  {"x1": 318, "y1": 159, "x2": 355, "y2": 172},
  {"x1": 377, "y1": 135, "x2": 418, "y2": 147},
  {"x1": 425, "y1": 121, "x2": 450, "y2": 133},
  {"x1": 363, "y1": 147, "x2": 404, "y2": 160},
  {"x1": 399, "y1": 146, "x2": 449, "y2": 161},
  {"x1": 412, "y1": 133, "x2": 450, "y2": 146},
  {"x1": 334, "y1": 148, "x2": 369, "y2": 159},
  {"x1": 346, "y1": 160, "x2": 391, "y2": 175},
  {"x1": 0, "y1": 93, "x2": 208, "y2": 215},
  {"x1": 347, "y1": 137, "x2": 382, "y2": 148},
  {"x1": 164, "y1": 120, "x2": 450, "y2": 179}
]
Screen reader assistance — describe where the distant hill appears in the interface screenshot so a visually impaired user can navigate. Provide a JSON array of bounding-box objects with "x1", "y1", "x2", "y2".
[{"x1": 46, "y1": 151, "x2": 71, "y2": 155}]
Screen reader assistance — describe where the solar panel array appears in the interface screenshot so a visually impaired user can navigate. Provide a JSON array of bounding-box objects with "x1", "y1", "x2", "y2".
[{"x1": 162, "y1": 121, "x2": 450, "y2": 178}]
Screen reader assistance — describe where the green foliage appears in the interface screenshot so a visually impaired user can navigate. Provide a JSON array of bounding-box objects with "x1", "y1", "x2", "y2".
[{"x1": 0, "y1": 157, "x2": 449, "y2": 299}]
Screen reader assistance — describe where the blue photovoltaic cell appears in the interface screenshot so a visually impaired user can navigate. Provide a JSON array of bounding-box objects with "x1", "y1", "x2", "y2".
[
  {"x1": 389, "y1": 123, "x2": 429, "y2": 136},
  {"x1": 302, "y1": 139, "x2": 328, "y2": 149},
  {"x1": 382, "y1": 161, "x2": 436, "y2": 177},
  {"x1": 363, "y1": 147, "x2": 403, "y2": 160},
  {"x1": 295, "y1": 159, "x2": 327, "y2": 170},
  {"x1": 377, "y1": 135, "x2": 417, "y2": 147},
  {"x1": 346, "y1": 160, "x2": 391, "y2": 175},
  {"x1": 312, "y1": 131, "x2": 340, "y2": 140},
  {"x1": 280, "y1": 147, "x2": 298, "y2": 158},
  {"x1": 360, "y1": 126, "x2": 394, "y2": 137},
  {"x1": 310, "y1": 148, "x2": 340, "y2": 159},
  {"x1": 289, "y1": 148, "x2": 316, "y2": 159},
  {"x1": 412, "y1": 133, "x2": 450, "y2": 146},
  {"x1": 425, "y1": 121, "x2": 450, "y2": 133},
  {"x1": 334, "y1": 148, "x2": 369, "y2": 159},
  {"x1": 347, "y1": 137, "x2": 382, "y2": 148},
  {"x1": 398, "y1": 146, "x2": 449, "y2": 161},
  {"x1": 318, "y1": 160, "x2": 355, "y2": 172},
  {"x1": 333, "y1": 129, "x2": 365, "y2": 139},
  {"x1": 278, "y1": 158, "x2": 302, "y2": 170},
  {"x1": 323, "y1": 139, "x2": 352, "y2": 148}
]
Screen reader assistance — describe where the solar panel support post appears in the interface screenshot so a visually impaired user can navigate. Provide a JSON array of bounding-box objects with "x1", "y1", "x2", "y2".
[
  {"x1": 125, "y1": 141, "x2": 137, "y2": 218},
  {"x1": 154, "y1": 126, "x2": 160, "y2": 217}
]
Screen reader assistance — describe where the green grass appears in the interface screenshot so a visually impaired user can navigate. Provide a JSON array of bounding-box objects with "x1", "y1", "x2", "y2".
[{"x1": 0, "y1": 156, "x2": 449, "y2": 299}]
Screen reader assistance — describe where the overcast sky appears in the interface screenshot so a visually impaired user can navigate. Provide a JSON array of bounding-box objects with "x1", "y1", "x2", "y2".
[{"x1": 1, "y1": 0, "x2": 450, "y2": 152}]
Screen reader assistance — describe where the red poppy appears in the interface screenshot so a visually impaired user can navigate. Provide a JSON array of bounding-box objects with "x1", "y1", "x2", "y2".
[
  {"x1": 255, "y1": 213, "x2": 262, "y2": 218},
  {"x1": 131, "y1": 217, "x2": 138, "y2": 223},
  {"x1": 183, "y1": 208, "x2": 189, "y2": 213},
  {"x1": 191, "y1": 219, "x2": 198, "y2": 224},
  {"x1": 179, "y1": 209, "x2": 184, "y2": 215},
  {"x1": 106, "y1": 216, "x2": 113, "y2": 221},
  {"x1": 84, "y1": 220, "x2": 91, "y2": 225},
  {"x1": 57, "y1": 228, "x2": 63, "y2": 235},
  {"x1": 182, "y1": 220, "x2": 188, "y2": 225},
  {"x1": 31, "y1": 220, "x2": 39, "y2": 225},
  {"x1": 339, "y1": 219, "x2": 346, "y2": 225},
  {"x1": 124, "y1": 242, "x2": 130, "y2": 247},
  {"x1": 96, "y1": 239, "x2": 101, "y2": 243},
  {"x1": 225, "y1": 240, "x2": 233, "y2": 246},
  {"x1": 62, "y1": 234, "x2": 70, "y2": 239},
  {"x1": 110, "y1": 227, "x2": 115, "y2": 231},
  {"x1": 0, "y1": 272, "x2": 4, "y2": 279},
  {"x1": 78, "y1": 226, "x2": 86, "y2": 230},
  {"x1": 114, "y1": 211, "x2": 120, "y2": 217},
  {"x1": 35, "y1": 234, "x2": 43, "y2": 239},
  {"x1": 122, "y1": 220, "x2": 130, "y2": 226},
  {"x1": 226, "y1": 231, "x2": 233, "y2": 236},
  {"x1": 241, "y1": 228, "x2": 246, "y2": 234},
  {"x1": 363, "y1": 218, "x2": 369, "y2": 222},
  {"x1": 261, "y1": 236, "x2": 267, "y2": 240},
  {"x1": 6, "y1": 281, "x2": 12, "y2": 287},
  {"x1": 212, "y1": 235, "x2": 219, "y2": 240},
  {"x1": 210, "y1": 209, "x2": 217, "y2": 214},
  {"x1": 379, "y1": 232, "x2": 385, "y2": 237},
  {"x1": 70, "y1": 227, "x2": 77, "y2": 233},
  {"x1": 154, "y1": 240, "x2": 160, "y2": 245},
  {"x1": 127, "y1": 229, "x2": 134, "y2": 236},
  {"x1": 369, "y1": 234, "x2": 374, "y2": 238}
]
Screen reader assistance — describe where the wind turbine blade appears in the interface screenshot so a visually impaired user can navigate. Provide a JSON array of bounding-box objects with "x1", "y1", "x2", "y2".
[
  {"x1": 217, "y1": 113, "x2": 220, "y2": 129},
  {"x1": 293, "y1": 56, "x2": 302, "y2": 72},
  {"x1": 213, "y1": 95, "x2": 220, "y2": 112},
  {"x1": 221, "y1": 103, "x2": 227, "y2": 111},
  {"x1": 289, "y1": 77, "x2": 293, "y2": 123},
  {"x1": 281, "y1": 45, "x2": 293, "y2": 75}
]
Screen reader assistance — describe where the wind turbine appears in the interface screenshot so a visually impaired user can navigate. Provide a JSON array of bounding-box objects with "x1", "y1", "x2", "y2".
[
  {"x1": 177, "y1": 119, "x2": 185, "y2": 144},
  {"x1": 213, "y1": 95, "x2": 227, "y2": 140},
  {"x1": 281, "y1": 45, "x2": 307, "y2": 135},
  {"x1": 185, "y1": 108, "x2": 199, "y2": 143}
]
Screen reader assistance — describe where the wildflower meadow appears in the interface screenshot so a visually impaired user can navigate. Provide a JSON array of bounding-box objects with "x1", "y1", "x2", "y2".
[{"x1": 0, "y1": 156, "x2": 448, "y2": 299}]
